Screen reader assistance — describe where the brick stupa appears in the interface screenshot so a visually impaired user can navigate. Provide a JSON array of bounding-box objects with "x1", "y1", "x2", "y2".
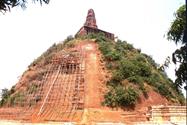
[
  {"x1": 84, "y1": 9, "x2": 98, "y2": 28},
  {"x1": 76, "y1": 9, "x2": 114, "y2": 40}
]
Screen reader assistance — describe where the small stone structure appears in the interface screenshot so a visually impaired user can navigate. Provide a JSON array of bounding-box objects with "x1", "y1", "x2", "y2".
[
  {"x1": 76, "y1": 9, "x2": 115, "y2": 40},
  {"x1": 147, "y1": 105, "x2": 186, "y2": 123}
]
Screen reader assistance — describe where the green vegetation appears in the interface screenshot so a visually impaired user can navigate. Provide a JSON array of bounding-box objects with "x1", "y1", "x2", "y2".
[
  {"x1": 63, "y1": 35, "x2": 74, "y2": 46},
  {"x1": 167, "y1": 5, "x2": 186, "y2": 90},
  {"x1": 4, "y1": 32, "x2": 184, "y2": 108},
  {"x1": 104, "y1": 86, "x2": 138, "y2": 108},
  {"x1": 8, "y1": 92, "x2": 26, "y2": 107},
  {"x1": 0, "y1": 86, "x2": 26, "y2": 107},
  {"x1": 0, "y1": 88, "x2": 10, "y2": 106},
  {"x1": 0, "y1": 86, "x2": 16, "y2": 106},
  {"x1": 79, "y1": 33, "x2": 185, "y2": 107},
  {"x1": 0, "y1": 0, "x2": 49, "y2": 13}
]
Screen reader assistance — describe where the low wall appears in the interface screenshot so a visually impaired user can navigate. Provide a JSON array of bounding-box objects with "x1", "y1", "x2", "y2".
[{"x1": 148, "y1": 105, "x2": 186, "y2": 123}]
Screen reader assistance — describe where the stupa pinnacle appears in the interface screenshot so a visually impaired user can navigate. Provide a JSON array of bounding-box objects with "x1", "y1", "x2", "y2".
[
  {"x1": 84, "y1": 9, "x2": 98, "y2": 28},
  {"x1": 76, "y1": 9, "x2": 114, "y2": 40}
]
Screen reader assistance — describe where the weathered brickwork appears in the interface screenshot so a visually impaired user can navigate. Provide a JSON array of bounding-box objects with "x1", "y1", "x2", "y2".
[
  {"x1": 148, "y1": 105, "x2": 186, "y2": 123},
  {"x1": 76, "y1": 9, "x2": 115, "y2": 40}
]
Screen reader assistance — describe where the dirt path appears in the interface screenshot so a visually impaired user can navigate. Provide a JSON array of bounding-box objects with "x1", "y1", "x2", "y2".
[
  {"x1": 79, "y1": 41, "x2": 123, "y2": 124},
  {"x1": 82, "y1": 42, "x2": 101, "y2": 108}
]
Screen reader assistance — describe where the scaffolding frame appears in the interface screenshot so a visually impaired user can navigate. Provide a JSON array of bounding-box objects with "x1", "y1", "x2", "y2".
[{"x1": 0, "y1": 48, "x2": 85, "y2": 122}]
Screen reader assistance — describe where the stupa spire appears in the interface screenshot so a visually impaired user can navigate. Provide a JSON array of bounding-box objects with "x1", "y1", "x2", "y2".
[
  {"x1": 84, "y1": 9, "x2": 98, "y2": 28},
  {"x1": 76, "y1": 9, "x2": 114, "y2": 40}
]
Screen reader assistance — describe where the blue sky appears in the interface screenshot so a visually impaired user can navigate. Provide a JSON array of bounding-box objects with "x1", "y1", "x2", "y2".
[{"x1": 0, "y1": 0, "x2": 185, "y2": 95}]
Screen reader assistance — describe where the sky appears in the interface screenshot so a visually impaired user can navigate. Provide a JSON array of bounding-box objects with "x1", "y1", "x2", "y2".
[{"x1": 0, "y1": 0, "x2": 185, "y2": 96}]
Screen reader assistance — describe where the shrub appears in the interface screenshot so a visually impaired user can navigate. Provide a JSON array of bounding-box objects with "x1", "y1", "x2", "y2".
[
  {"x1": 144, "y1": 72, "x2": 161, "y2": 86},
  {"x1": 127, "y1": 75, "x2": 143, "y2": 84},
  {"x1": 0, "y1": 87, "x2": 18, "y2": 107},
  {"x1": 64, "y1": 40, "x2": 76, "y2": 48},
  {"x1": 135, "y1": 54, "x2": 146, "y2": 63},
  {"x1": 136, "y1": 62, "x2": 152, "y2": 77},
  {"x1": 143, "y1": 54, "x2": 158, "y2": 68},
  {"x1": 95, "y1": 32, "x2": 107, "y2": 42},
  {"x1": 87, "y1": 33, "x2": 98, "y2": 39},
  {"x1": 103, "y1": 88, "x2": 117, "y2": 108},
  {"x1": 177, "y1": 94, "x2": 186, "y2": 105},
  {"x1": 120, "y1": 59, "x2": 152, "y2": 78},
  {"x1": 0, "y1": 91, "x2": 26, "y2": 107},
  {"x1": 111, "y1": 70, "x2": 124, "y2": 83},
  {"x1": 157, "y1": 84, "x2": 173, "y2": 99},
  {"x1": 115, "y1": 41, "x2": 126, "y2": 54},
  {"x1": 122, "y1": 87, "x2": 139, "y2": 106},
  {"x1": 79, "y1": 32, "x2": 107, "y2": 42},
  {"x1": 105, "y1": 50, "x2": 121, "y2": 61},
  {"x1": 115, "y1": 86, "x2": 126, "y2": 106},
  {"x1": 125, "y1": 43, "x2": 134, "y2": 50},
  {"x1": 120, "y1": 60, "x2": 138, "y2": 78},
  {"x1": 104, "y1": 86, "x2": 139, "y2": 108},
  {"x1": 139, "y1": 83, "x2": 148, "y2": 98},
  {"x1": 63, "y1": 35, "x2": 74, "y2": 45},
  {"x1": 98, "y1": 41, "x2": 112, "y2": 56}
]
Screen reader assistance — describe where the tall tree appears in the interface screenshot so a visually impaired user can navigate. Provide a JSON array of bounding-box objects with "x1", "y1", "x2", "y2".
[
  {"x1": 0, "y1": 0, "x2": 49, "y2": 13},
  {"x1": 167, "y1": 5, "x2": 187, "y2": 90}
]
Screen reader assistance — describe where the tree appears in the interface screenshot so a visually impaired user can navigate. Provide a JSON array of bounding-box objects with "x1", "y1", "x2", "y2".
[
  {"x1": 0, "y1": 88, "x2": 10, "y2": 106},
  {"x1": 167, "y1": 5, "x2": 187, "y2": 90},
  {"x1": 159, "y1": 56, "x2": 171, "y2": 71},
  {"x1": 1, "y1": 88, "x2": 9, "y2": 99},
  {"x1": 0, "y1": 0, "x2": 49, "y2": 13}
]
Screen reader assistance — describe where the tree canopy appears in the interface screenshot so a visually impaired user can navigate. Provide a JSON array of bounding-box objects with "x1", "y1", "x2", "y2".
[
  {"x1": 167, "y1": 5, "x2": 187, "y2": 90},
  {"x1": 0, "y1": 0, "x2": 49, "y2": 12}
]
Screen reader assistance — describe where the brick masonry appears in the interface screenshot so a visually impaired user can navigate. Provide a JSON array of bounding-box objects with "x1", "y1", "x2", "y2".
[{"x1": 76, "y1": 9, "x2": 115, "y2": 40}]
